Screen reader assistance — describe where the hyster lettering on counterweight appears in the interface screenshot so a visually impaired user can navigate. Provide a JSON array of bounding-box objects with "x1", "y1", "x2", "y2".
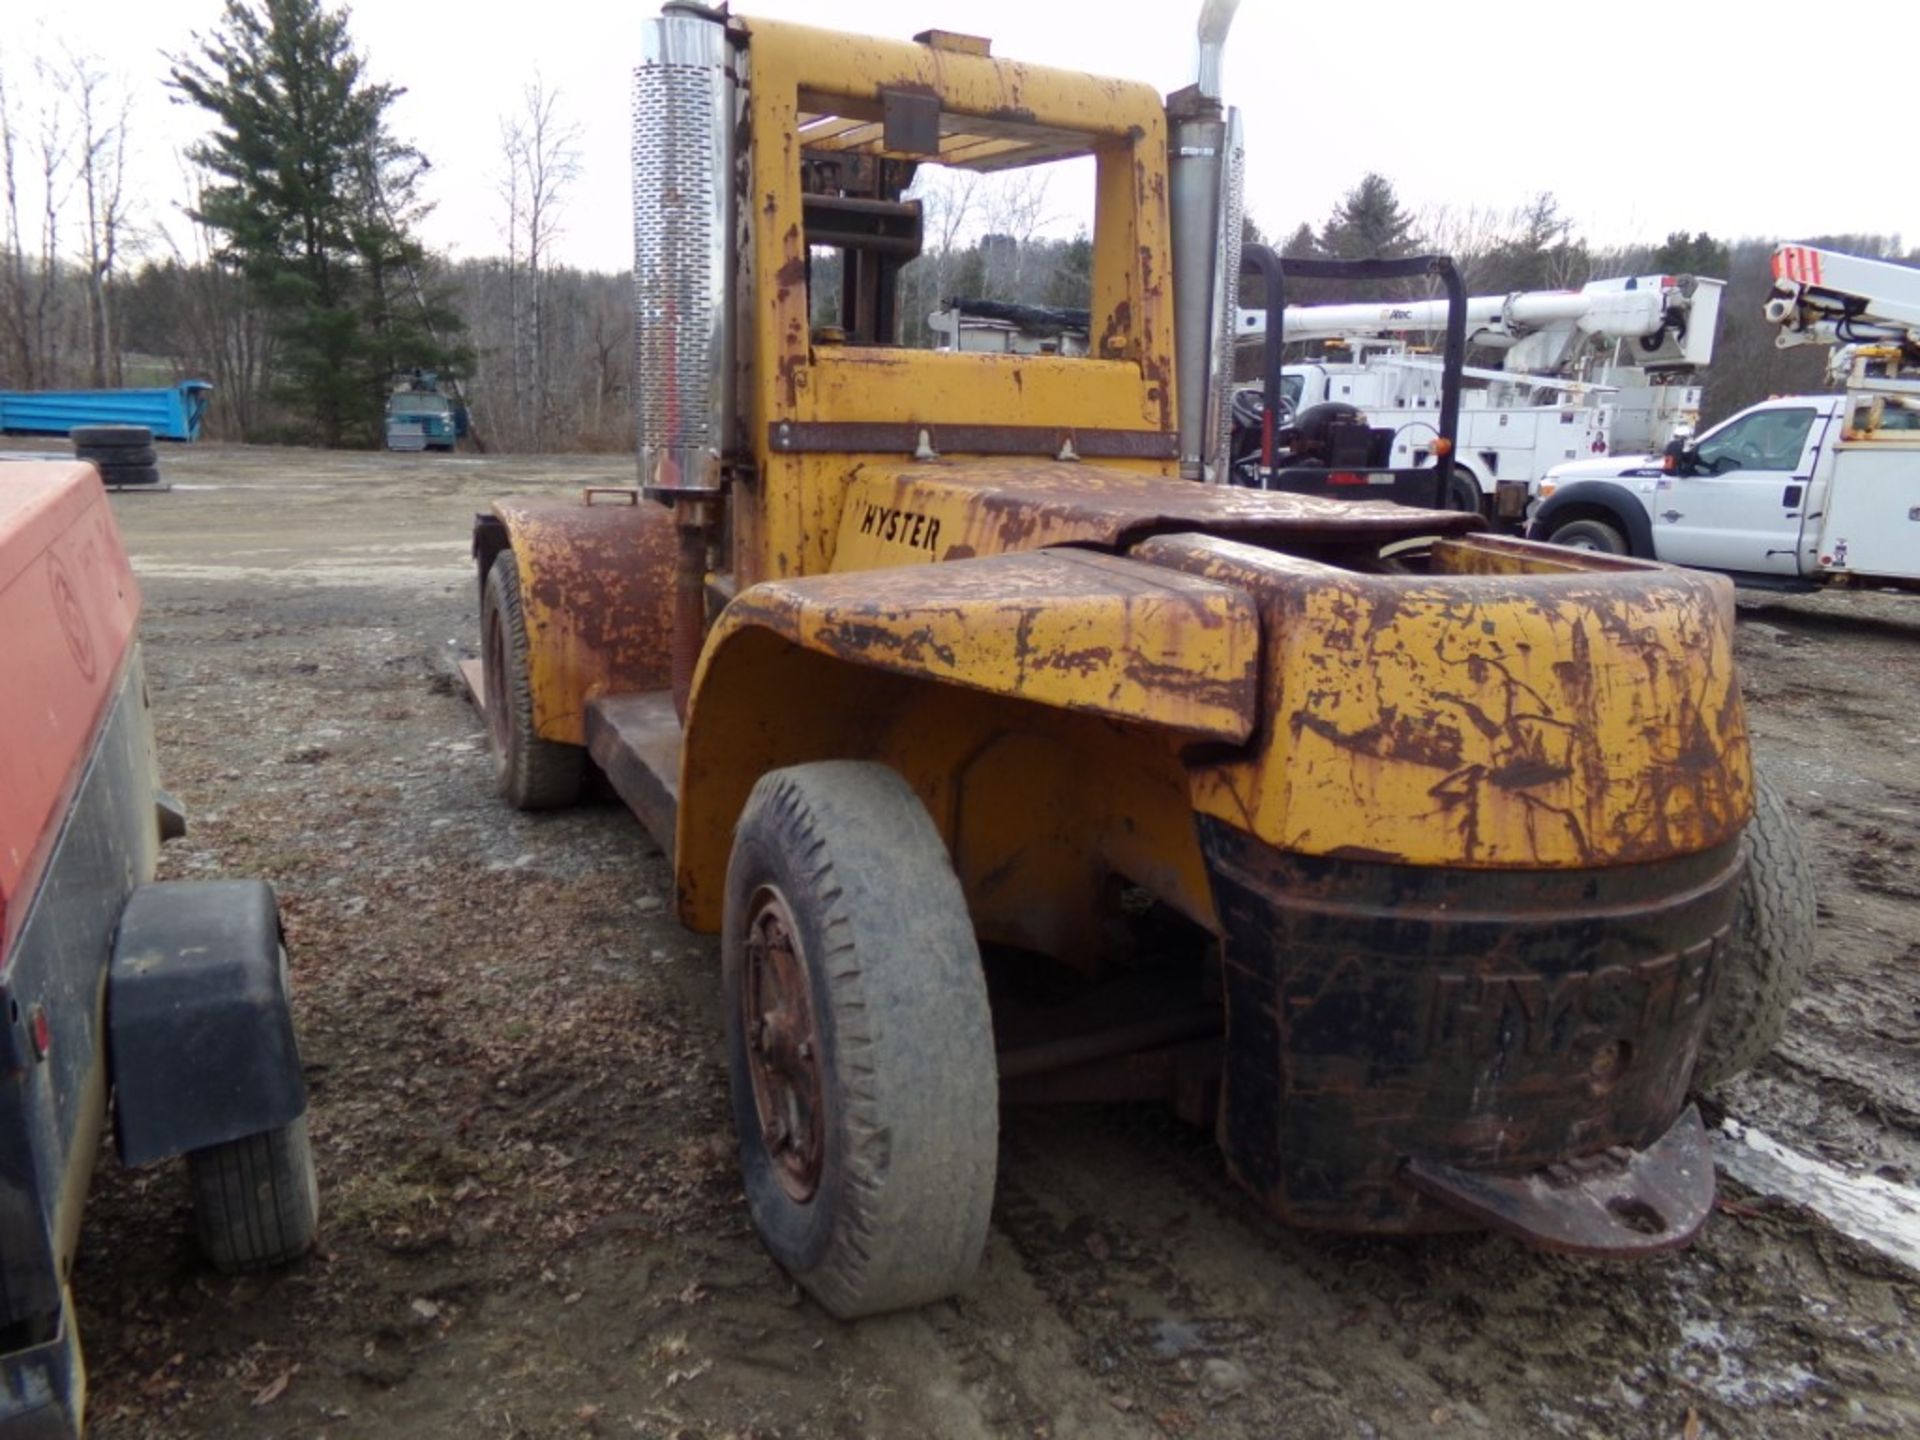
[
  {"x1": 857, "y1": 501, "x2": 942, "y2": 554},
  {"x1": 1419, "y1": 938, "x2": 1720, "y2": 1062}
]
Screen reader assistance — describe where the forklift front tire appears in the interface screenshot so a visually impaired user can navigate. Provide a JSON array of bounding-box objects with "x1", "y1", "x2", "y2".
[
  {"x1": 483, "y1": 552, "x2": 586, "y2": 810},
  {"x1": 723, "y1": 761, "x2": 998, "y2": 1318}
]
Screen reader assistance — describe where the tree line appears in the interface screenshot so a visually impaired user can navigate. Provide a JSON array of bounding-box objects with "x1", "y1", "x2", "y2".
[{"x1": 2, "y1": 1, "x2": 1915, "y2": 450}]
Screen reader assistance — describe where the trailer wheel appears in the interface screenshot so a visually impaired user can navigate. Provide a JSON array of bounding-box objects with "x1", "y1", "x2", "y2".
[
  {"x1": 723, "y1": 761, "x2": 998, "y2": 1318},
  {"x1": 482, "y1": 552, "x2": 585, "y2": 810},
  {"x1": 188, "y1": 1112, "x2": 320, "y2": 1274},
  {"x1": 1546, "y1": 517, "x2": 1629, "y2": 555},
  {"x1": 1693, "y1": 770, "x2": 1816, "y2": 1089}
]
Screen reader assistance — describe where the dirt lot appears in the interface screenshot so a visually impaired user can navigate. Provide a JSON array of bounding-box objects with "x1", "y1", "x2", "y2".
[{"x1": 37, "y1": 443, "x2": 1920, "y2": 1438}]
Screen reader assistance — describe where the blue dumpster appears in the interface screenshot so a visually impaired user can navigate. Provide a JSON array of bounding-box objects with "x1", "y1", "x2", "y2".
[{"x1": 0, "y1": 381, "x2": 214, "y2": 441}]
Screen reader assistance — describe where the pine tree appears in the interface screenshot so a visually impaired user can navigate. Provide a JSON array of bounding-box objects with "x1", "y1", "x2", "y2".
[
  {"x1": 1652, "y1": 231, "x2": 1732, "y2": 281},
  {"x1": 170, "y1": 0, "x2": 465, "y2": 445},
  {"x1": 1278, "y1": 221, "x2": 1318, "y2": 259},
  {"x1": 1482, "y1": 193, "x2": 1591, "y2": 293},
  {"x1": 1318, "y1": 174, "x2": 1419, "y2": 261}
]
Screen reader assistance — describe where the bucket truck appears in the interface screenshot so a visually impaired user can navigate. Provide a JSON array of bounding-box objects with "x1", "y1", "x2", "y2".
[
  {"x1": 1531, "y1": 245, "x2": 1920, "y2": 588},
  {"x1": 1234, "y1": 274, "x2": 1722, "y2": 518}
]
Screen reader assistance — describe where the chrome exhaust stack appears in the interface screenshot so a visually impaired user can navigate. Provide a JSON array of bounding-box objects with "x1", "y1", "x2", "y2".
[
  {"x1": 632, "y1": 3, "x2": 737, "y2": 498},
  {"x1": 1168, "y1": 0, "x2": 1241, "y2": 481}
]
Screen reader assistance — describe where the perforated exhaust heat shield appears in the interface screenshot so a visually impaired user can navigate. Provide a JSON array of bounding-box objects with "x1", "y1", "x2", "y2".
[{"x1": 632, "y1": 7, "x2": 736, "y2": 496}]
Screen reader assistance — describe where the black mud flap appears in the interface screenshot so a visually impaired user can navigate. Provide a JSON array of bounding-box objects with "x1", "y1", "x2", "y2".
[
  {"x1": 107, "y1": 880, "x2": 307, "y2": 1169},
  {"x1": 0, "y1": 1289, "x2": 82, "y2": 1439},
  {"x1": 1402, "y1": 1104, "x2": 1714, "y2": 1257}
]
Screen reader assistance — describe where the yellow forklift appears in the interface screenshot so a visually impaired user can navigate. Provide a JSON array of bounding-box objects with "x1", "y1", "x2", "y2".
[{"x1": 462, "y1": 2, "x2": 1812, "y2": 1317}]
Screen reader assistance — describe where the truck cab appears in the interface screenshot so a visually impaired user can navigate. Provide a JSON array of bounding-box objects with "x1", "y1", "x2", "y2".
[
  {"x1": 1530, "y1": 390, "x2": 1920, "y2": 585},
  {"x1": 1532, "y1": 395, "x2": 1842, "y2": 576},
  {"x1": 384, "y1": 371, "x2": 464, "y2": 452}
]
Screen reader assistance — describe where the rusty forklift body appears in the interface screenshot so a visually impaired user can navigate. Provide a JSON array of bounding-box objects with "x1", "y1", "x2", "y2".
[{"x1": 466, "y1": 7, "x2": 1755, "y2": 1310}]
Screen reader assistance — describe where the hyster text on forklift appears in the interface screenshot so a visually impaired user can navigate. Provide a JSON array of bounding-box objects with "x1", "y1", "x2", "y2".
[
  {"x1": 1, "y1": 461, "x2": 318, "y2": 1436},
  {"x1": 461, "y1": 1, "x2": 1813, "y2": 1318}
]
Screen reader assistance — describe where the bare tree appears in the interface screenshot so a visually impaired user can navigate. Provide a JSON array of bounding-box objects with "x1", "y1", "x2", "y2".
[
  {"x1": 496, "y1": 75, "x2": 582, "y2": 449},
  {"x1": 31, "y1": 55, "x2": 73, "y2": 386},
  {"x1": 0, "y1": 56, "x2": 32, "y2": 384},
  {"x1": 898, "y1": 168, "x2": 981, "y2": 346},
  {"x1": 167, "y1": 150, "x2": 275, "y2": 439},
  {"x1": 68, "y1": 50, "x2": 134, "y2": 387},
  {"x1": 978, "y1": 169, "x2": 1053, "y2": 298}
]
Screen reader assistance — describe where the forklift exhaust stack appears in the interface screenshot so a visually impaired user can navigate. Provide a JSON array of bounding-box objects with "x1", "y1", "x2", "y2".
[
  {"x1": 633, "y1": 4, "x2": 736, "y2": 497},
  {"x1": 1169, "y1": 0, "x2": 1242, "y2": 480}
]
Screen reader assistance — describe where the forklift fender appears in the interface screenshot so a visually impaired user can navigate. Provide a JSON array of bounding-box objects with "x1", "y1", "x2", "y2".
[
  {"x1": 478, "y1": 498, "x2": 679, "y2": 745},
  {"x1": 673, "y1": 547, "x2": 1259, "y2": 931},
  {"x1": 108, "y1": 881, "x2": 307, "y2": 1169}
]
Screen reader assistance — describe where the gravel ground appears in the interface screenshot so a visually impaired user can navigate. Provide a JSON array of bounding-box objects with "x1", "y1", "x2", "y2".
[{"x1": 32, "y1": 441, "x2": 1920, "y2": 1439}]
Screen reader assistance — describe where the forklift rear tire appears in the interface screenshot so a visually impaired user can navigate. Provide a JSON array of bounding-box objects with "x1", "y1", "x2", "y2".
[
  {"x1": 1546, "y1": 517, "x2": 1629, "y2": 555},
  {"x1": 723, "y1": 761, "x2": 998, "y2": 1319},
  {"x1": 482, "y1": 552, "x2": 586, "y2": 810},
  {"x1": 1693, "y1": 770, "x2": 1816, "y2": 1089},
  {"x1": 188, "y1": 1113, "x2": 320, "y2": 1274}
]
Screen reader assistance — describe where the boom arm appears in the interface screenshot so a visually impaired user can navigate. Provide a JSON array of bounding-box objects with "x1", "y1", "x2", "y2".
[
  {"x1": 1237, "y1": 273, "x2": 1720, "y2": 374},
  {"x1": 1767, "y1": 244, "x2": 1920, "y2": 356}
]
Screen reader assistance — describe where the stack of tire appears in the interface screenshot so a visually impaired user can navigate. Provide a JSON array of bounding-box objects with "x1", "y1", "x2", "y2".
[{"x1": 73, "y1": 425, "x2": 161, "y2": 488}]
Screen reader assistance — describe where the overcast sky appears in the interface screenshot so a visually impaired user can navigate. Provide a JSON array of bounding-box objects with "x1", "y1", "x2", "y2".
[{"x1": 8, "y1": 0, "x2": 1919, "y2": 275}]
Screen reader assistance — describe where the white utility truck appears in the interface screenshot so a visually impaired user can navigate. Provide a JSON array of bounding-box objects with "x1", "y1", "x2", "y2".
[
  {"x1": 1531, "y1": 245, "x2": 1920, "y2": 588},
  {"x1": 1234, "y1": 273, "x2": 1722, "y2": 517}
]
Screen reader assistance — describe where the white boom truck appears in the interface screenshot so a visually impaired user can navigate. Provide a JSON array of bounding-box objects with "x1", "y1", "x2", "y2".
[
  {"x1": 1234, "y1": 274, "x2": 1722, "y2": 518},
  {"x1": 1530, "y1": 245, "x2": 1920, "y2": 588}
]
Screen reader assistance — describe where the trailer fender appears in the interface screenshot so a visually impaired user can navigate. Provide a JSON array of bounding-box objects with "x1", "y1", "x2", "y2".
[
  {"x1": 107, "y1": 881, "x2": 307, "y2": 1169},
  {"x1": 673, "y1": 548, "x2": 1261, "y2": 936},
  {"x1": 476, "y1": 497, "x2": 679, "y2": 745},
  {"x1": 1529, "y1": 481, "x2": 1656, "y2": 557}
]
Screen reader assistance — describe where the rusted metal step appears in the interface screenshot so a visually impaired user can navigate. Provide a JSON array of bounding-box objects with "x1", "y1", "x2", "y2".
[{"x1": 584, "y1": 691, "x2": 682, "y2": 856}]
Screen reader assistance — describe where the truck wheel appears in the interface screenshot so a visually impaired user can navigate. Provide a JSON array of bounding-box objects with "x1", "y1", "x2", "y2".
[
  {"x1": 1445, "y1": 470, "x2": 1483, "y2": 514},
  {"x1": 482, "y1": 552, "x2": 585, "y2": 810},
  {"x1": 723, "y1": 761, "x2": 998, "y2": 1318},
  {"x1": 1693, "y1": 770, "x2": 1816, "y2": 1089},
  {"x1": 188, "y1": 1113, "x2": 320, "y2": 1274},
  {"x1": 1547, "y1": 517, "x2": 1628, "y2": 554}
]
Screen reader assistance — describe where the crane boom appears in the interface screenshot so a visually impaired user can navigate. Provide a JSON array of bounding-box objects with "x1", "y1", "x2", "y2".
[
  {"x1": 1236, "y1": 273, "x2": 1719, "y2": 373},
  {"x1": 1766, "y1": 245, "x2": 1920, "y2": 353}
]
